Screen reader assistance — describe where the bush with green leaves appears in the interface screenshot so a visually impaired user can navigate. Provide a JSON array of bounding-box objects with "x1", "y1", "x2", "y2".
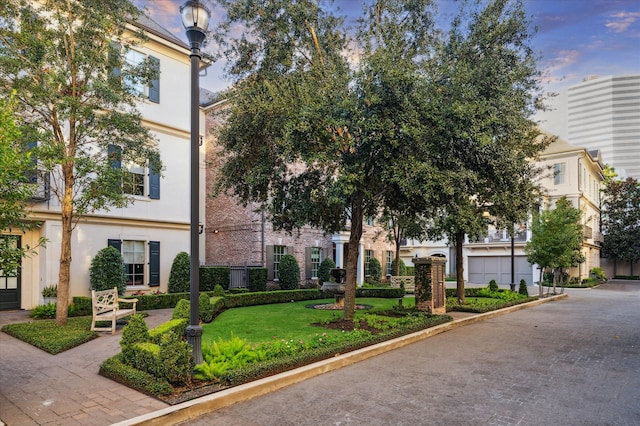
[
  {"x1": 172, "y1": 299, "x2": 190, "y2": 320},
  {"x1": 318, "y1": 258, "x2": 336, "y2": 283},
  {"x1": 168, "y1": 251, "x2": 191, "y2": 293},
  {"x1": 590, "y1": 267, "x2": 607, "y2": 282},
  {"x1": 488, "y1": 279, "x2": 499, "y2": 292},
  {"x1": 519, "y1": 279, "x2": 529, "y2": 296},
  {"x1": 120, "y1": 314, "x2": 150, "y2": 352},
  {"x1": 29, "y1": 302, "x2": 57, "y2": 319},
  {"x1": 367, "y1": 258, "x2": 382, "y2": 285},
  {"x1": 158, "y1": 332, "x2": 193, "y2": 384},
  {"x1": 278, "y1": 254, "x2": 300, "y2": 290},
  {"x1": 390, "y1": 258, "x2": 407, "y2": 276},
  {"x1": 213, "y1": 284, "x2": 225, "y2": 297},
  {"x1": 89, "y1": 246, "x2": 126, "y2": 294},
  {"x1": 199, "y1": 292, "x2": 214, "y2": 323}
]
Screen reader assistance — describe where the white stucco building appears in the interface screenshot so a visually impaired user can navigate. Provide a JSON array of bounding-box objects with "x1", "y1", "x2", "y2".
[{"x1": 1, "y1": 15, "x2": 206, "y2": 310}]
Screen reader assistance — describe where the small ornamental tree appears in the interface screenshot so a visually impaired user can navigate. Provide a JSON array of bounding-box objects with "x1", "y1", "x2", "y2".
[
  {"x1": 368, "y1": 258, "x2": 382, "y2": 285},
  {"x1": 168, "y1": 251, "x2": 191, "y2": 293},
  {"x1": 89, "y1": 246, "x2": 126, "y2": 294},
  {"x1": 391, "y1": 259, "x2": 407, "y2": 276},
  {"x1": 318, "y1": 258, "x2": 336, "y2": 283},
  {"x1": 278, "y1": 254, "x2": 300, "y2": 290}
]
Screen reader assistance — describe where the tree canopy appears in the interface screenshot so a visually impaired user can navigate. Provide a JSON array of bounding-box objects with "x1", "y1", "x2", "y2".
[
  {"x1": 601, "y1": 176, "x2": 640, "y2": 272},
  {"x1": 212, "y1": 0, "x2": 550, "y2": 318},
  {"x1": 525, "y1": 197, "x2": 584, "y2": 295},
  {"x1": 0, "y1": 0, "x2": 162, "y2": 324}
]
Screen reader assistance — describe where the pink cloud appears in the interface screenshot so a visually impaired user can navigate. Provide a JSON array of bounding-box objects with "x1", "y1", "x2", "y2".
[{"x1": 606, "y1": 11, "x2": 640, "y2": 33}]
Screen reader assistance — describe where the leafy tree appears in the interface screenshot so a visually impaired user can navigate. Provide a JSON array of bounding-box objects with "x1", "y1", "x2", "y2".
[
  {"x1": 601, "y1": 177, "x2": 640, "y2": 275},
  {"x1": 0, "y1": 0, "x2": 162, "y2": 324},
  {"x1": 168, "y1": 252, "x2": 191, "y2": 294},
  {"x1": 525, "y1": 197, "x2": 585, "y2": 296},
  {"x1": 213, "y1": 0, "x2": 438, "y2": 321},
  {"x1": 367, "y1": 257, "x2": 382, "y2": 285},
  {"x1": 278, "y1": 254, "x2": 300, "y2": 290},
  {"x1": 89, "y1": 246, "x2": 127, "y2": 295},
  {"x1": 409, "y1": 0, "x2": 551, "y2": 303},
  {"x1": 0, "y1": 94, "x2": 46, "y2": 274}
]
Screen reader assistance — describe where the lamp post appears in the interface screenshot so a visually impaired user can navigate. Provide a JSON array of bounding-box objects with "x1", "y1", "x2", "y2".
[{"x1": 181, "y1": 0, "x2": 210, "y2": 365}]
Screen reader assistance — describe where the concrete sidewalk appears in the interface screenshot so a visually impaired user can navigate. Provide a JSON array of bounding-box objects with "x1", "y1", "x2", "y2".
[{"x1": 1, "y1": 287, "x2": 560, "y2": 426}]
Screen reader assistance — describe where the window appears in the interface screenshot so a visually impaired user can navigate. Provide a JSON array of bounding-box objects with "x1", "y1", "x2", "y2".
[
  {"x1": 108, "y1": 145, "x2": 160, "y2": 199},
  {"x1": 364, "y1": 249, "x2": 373, "y2": 277},
  {"x1": 386, "y1": 251, "x2": 393, "y2": 276},
  {"x1": 553, "y1": 163, "x2": 566, "y2": 185},
  {"x1": 273, "y1": 245, "x2": 286, "y2": 280},
  {"x1": 365, "y1": 216, "x2": 374, "y2": 226},
  {"x1": 113, "y1": 45, "x2": 160, "y2": 103},
  {"x1": 108, "y1": 239, "x2": 160, "y2": 287},
  {"x1": 310, "y1": 247, "x2": 321, "y2": 278}
]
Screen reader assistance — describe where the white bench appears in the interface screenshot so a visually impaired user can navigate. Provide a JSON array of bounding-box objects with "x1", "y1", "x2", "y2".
[{"x1": 91, "y1": 287, "x2": 138, "y2": 334}]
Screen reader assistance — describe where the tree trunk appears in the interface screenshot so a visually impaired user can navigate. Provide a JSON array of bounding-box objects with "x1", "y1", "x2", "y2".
[
  {"x1": 56, "y1": 163, "x2": 74, "y2": 326},
  {"x1": 344, "y1": 202, "x2": 363, "y2": 321},
  {"x1": 455, "y1": 231, "x2": 465, "y2": 304},
  {"x1": 538, "y1": 268, "x2": 543, "y2": 298}
]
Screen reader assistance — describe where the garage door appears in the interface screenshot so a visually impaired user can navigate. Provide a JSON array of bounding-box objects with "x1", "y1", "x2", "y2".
[{"x1": 468, "y1": 256, "x2": 532, "y2": 286}]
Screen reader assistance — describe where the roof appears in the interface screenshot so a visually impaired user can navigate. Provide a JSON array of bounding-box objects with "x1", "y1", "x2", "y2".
[
  {"x1": 541, "y1": 133, "x2": 603, "y2": 168},
  {"x1": 133, "y1": 12, "x2": 189, "y2": 50}
]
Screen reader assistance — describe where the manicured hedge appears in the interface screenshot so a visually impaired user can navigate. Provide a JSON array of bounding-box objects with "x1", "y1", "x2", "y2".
[
  {"x1": 248, "y1": 268, "x2": 268, "y2": 291},
  {"x1": 222, "y1": 289, "x2": 324, "y2": 309},
  {"x1": 200, "y1": 266, "x2": 231, "y2": 291}
]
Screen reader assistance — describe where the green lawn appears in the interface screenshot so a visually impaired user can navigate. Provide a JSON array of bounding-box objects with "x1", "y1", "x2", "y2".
[{"x1": 202, "y1": 297, "x2": 415, "y2": 345}]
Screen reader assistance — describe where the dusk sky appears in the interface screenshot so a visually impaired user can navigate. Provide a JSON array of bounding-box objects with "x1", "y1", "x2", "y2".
[{"x1": 136, "y1": 0, "x2": 640, "y2": 135}]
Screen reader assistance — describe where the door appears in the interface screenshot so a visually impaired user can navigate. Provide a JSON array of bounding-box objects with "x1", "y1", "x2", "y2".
[
  {"x1": 468, "y1": 256, "x2": 532, "y2": 285},
  {"x1": 0, "y1": 236, "x2": 21, "y2": 310}
]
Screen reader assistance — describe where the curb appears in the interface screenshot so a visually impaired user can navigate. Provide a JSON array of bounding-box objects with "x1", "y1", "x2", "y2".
[{"x1": 112, "y1": 293, "x2": 568, "y2": 426}]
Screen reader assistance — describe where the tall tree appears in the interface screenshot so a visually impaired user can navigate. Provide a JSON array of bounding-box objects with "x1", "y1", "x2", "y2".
[
  {"x1": 0, "y1": 0, "x2": 161, "y2": 324},
  {"x1": 601, "y1": 177, "x2": 640, "y2": 276},
  {"x1": 525, "y1": 197, "x2": 585, "y2": 295},
  {"x1": 411, "y1": 0, "x2": 551, "y2": 302},
  {"x1": 213, "y1": 0, "x2": 438, "y2": 321},
  {"x1": 0, "y1": 94, "x2": 45, "y2": 274}
]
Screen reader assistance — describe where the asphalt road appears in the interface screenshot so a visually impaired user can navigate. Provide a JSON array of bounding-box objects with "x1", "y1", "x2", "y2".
[{"x1": 180, "y1": 281, "x2": 640, "y2": 426}]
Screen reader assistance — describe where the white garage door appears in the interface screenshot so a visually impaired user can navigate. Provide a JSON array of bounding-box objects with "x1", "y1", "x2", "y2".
[{"x1": 468, "y1": 256, "x2": 532, "y2": 286}]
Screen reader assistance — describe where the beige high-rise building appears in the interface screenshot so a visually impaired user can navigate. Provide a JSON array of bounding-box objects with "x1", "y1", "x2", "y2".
[{"x1": 567, "y1": 74, "x2": 640, "y2": 180}]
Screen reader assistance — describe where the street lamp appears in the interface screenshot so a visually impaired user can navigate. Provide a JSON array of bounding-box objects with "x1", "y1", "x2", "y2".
[{"x1": 181, "y1": 0, "x2": 210, "y2": 365}]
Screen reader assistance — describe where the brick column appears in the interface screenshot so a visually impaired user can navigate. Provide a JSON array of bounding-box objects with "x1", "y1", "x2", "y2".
[{"x1": 412, "y1": 256, "x2": 447, "y2": 314}]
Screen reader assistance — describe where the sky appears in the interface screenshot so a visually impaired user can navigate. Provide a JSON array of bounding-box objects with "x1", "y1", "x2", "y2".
[{"x1": 135, "y1": 0, "x2": 640, "y2": 137}]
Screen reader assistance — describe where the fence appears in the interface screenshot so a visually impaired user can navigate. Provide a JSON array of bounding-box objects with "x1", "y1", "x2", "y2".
[{"x1": 206, "y1": 263, "x2": 264, "y2": 289}]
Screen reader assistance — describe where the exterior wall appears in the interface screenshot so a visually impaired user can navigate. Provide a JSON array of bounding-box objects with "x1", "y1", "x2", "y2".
[
  {"x1": 5, "y1": 21, "x2": 202, "y2": 310},
  {"x1": 567, "y1": 74, "x2": 640, "y2": 181}
]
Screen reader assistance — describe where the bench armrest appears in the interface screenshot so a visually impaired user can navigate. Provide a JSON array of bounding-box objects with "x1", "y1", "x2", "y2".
[{"x1": 118, "y1": 297, "x2": 138, "y2": 304}]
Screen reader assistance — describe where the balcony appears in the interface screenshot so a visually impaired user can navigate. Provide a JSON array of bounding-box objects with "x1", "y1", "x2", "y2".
[{"x1": 583, "y1": 225, "x2": 593, "y2": 239}]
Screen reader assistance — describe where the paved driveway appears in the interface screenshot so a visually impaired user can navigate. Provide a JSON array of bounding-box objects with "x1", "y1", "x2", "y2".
[{"x1": 182, "y1": 281, "x2": 640, "y2": 425}]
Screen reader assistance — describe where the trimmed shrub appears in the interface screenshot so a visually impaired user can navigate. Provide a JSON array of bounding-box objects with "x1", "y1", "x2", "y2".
[
  {"x1": 89, "y1": 246, "x2": 126, "y2": 294},
  {"x1": 367, "y1": 258, "x2": 382, "y2": 285},
  {"x1": 390, "y1": 258, "x2": 407, "y2": 276},
  {"x1": 120, "y1": 314, "x2": 150, "y2": 351},
  {"x1": 159, "y1": 332, "x2": 193, "y2": 385},
  {"x1": 99, "y1": 355, "x2": 173, "y2": 396},
  {"x1": 248, "y1": 267, "x2": 268, "y2": 291},
  {"x1": 172, "y1": 299, "x2": 190, "y2": 320},
  {"x1": 212, "y1": 284, "x2": 225, "y2": 297},
  {"x1": 278, "y1": 254, "x2": 300, "y2": 290},
  {"x1": 488, "y1": 279, "x2": 499, "y2": 292},
  {"x1": 519, "y1": 279, "x2": 529, "y2": 296},
  {"x1": 318, "y1": 258, "x2": 336, "y2": 283},
  {"x1": 149, "y1": 318, "x2": 188, "y2": 344},
  {"x1": 168, "y1": 251, "x2": 191, "y2": 293},
  {"x1": 199, "y1": 292, "x2": 214, "y2": 323},
  {"x1": 200, "y1": 266, "x2": 231, "y2": 291},
  {"x1": 590, "y1": 267, "x2": 606, "y2": 281}
]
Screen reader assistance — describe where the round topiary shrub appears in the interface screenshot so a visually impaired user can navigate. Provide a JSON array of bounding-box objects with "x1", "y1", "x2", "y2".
[
  {"x1": 90, "y1": 246, "x2": 126, "y2": 295},
  {"x1": 488, "y1": 279, "x2": 499, "y2": 292},
  {"x1": 368, "y1": 258, "x2": 382, "y2": 285},
  {"x1": 318, "y1": 258, "x2": 336, "y2": 283},
  {"x1": 519, "y1": 279, "x2": 529, "y2": 296},
  {"x1": 168, "y1": 251, "x2": 191, "y2": 293},
  {"x1": 278, "y1": 254, "x2": 300, "y2": 290}
]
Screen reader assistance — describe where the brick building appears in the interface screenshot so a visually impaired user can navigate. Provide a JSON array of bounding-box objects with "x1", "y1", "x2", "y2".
[{"x1": 202, "y1": 99, "x2": 394, "y2": 285}]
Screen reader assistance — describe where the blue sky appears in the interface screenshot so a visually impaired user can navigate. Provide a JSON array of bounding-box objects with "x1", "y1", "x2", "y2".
[{"x1": 137, "y1": 0, "x2": 639, "y2": 135}]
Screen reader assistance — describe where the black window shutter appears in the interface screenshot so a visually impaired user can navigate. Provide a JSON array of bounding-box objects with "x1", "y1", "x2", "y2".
[
  {"x1": 108, "y1": 145, "x2": 121, "y2": 169},
  {"x1": 266, "y1": 245, "x2": 274, "y2": 280},
  {"x1": 149, "y1": 161, "x2": 160, "y2": 199},
  {"x1": 148, "y1": 56, "x2": 160, "y2": 103},
  {"x1": 107, "y1": 239, "x2": 122, "y2": 252},
  {"x1": 149, "y1": 241, "x2": 160, "y2": 286}
]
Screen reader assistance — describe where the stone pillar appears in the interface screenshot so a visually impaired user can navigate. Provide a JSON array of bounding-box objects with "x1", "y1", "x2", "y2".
[
  {"x1": 412, "y1": 256, "x2": 447, "y2": 314},
  {"x1": 357, "y1": 242, "x2": 364, "y2": 285}
]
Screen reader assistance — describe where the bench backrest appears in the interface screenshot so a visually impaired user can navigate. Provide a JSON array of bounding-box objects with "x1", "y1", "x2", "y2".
[{"x1": 92, "y1": 288, "x2": 119, "y2": 314}]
